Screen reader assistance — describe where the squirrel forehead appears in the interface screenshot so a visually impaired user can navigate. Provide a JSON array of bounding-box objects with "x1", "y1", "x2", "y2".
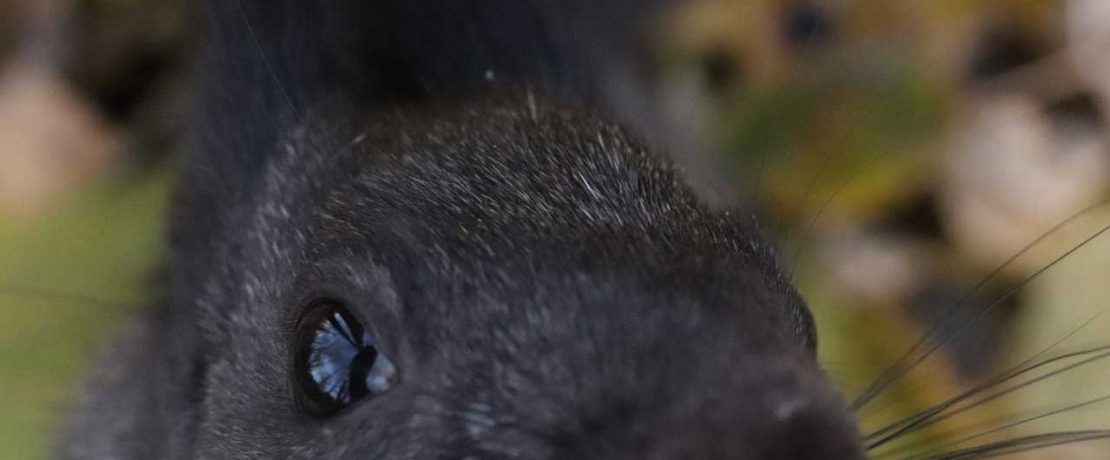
[
  {"x1": 209, "y1": 105, "x2": 809, "y2": 353},
  {"x1": 291, "y1": 106, "x2": 766, "y2": 246}
]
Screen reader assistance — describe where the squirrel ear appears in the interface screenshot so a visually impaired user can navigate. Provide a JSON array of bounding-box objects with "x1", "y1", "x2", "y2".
[
  {"x1": 192, "y1": 0, "x2": 400, "y2": 201},
  {"x1": 192, "y1": 1, "x2": 309, "y2": 200}
]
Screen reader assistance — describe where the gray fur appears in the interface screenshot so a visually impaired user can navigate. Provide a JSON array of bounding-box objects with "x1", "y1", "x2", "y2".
[{"x1": 58, "y1": 1, "x2": 864, "y2": 458}]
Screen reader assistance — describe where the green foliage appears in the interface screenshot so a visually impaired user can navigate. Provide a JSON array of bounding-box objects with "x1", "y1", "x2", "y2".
[{"x1": 0, "y1": 174, "x2": 168, "y2": 459}]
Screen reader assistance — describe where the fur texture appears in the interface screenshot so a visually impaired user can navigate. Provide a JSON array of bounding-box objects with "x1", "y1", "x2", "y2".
[{"x1": 59, "y1": 1, "x2": 863, "y2": 458}]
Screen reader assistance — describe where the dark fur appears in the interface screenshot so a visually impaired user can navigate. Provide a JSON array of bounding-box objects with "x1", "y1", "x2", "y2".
[{"x1": 59, "y1": 1, "x2": 863, "y2": 458}]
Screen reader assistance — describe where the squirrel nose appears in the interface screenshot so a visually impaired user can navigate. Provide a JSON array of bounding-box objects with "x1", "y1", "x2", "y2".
[
  {"x1": 570, "y1": 389, "x2": 865, "y2": 460},
  {"x1": 758, "y1": 394, "x2": 865, "y2": 460},
  {"x1": 677, "y1": 371, "x2": 865, "y2": 460}
]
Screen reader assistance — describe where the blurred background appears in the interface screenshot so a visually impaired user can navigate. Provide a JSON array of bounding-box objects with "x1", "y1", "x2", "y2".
[{"x1": 2, "y1": 0, "x2": 1110, "y2": 458}]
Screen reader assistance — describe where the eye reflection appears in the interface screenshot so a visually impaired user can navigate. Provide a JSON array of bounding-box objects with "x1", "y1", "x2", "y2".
[{"x1": 293, "y1": 302, "x2": 397, "y2": 416}]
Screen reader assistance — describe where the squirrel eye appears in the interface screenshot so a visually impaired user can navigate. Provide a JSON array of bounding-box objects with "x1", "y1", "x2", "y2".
[{"x1": 292, "y1": 302, "x2": 397, "y2": 416}]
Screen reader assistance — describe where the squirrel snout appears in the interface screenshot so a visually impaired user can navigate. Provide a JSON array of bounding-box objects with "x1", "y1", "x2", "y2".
[
  {"x1": 648, "y1": 393, "x2": 863, "y2": 460},
  {"x1": 543, "y1": 357, "x2": 865, "y2": 460},
  {"x1": 758, "y1": 393, "x2": 866, "y2": 460}
]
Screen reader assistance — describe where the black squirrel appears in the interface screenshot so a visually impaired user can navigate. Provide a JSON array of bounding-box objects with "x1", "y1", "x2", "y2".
[{"x1": 58, "y1": 0, "x2": 864, "y2": 458}]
